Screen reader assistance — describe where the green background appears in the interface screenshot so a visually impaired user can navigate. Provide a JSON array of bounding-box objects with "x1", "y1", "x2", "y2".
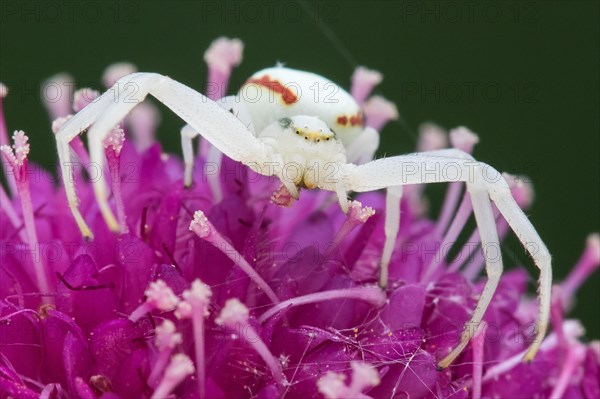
[{"x1": 1, "y1": 1, "x2": 599, "y2": 336}]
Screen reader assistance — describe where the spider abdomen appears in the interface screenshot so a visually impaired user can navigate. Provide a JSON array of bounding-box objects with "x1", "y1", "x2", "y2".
[{"x1": 239, "y1": 66, "x2": 364, "y2": 147}]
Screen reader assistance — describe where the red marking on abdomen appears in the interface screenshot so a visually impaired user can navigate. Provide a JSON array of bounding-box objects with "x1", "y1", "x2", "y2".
[
  {"x1": 337, "y1": 113, "x2": 363, "y2": 127},
  {"x1": 350, "y1": 113, "x2": 363, "y2": 127},
  {"x1": 246, "y1": 75, "x2": 298, "y2": 105}
]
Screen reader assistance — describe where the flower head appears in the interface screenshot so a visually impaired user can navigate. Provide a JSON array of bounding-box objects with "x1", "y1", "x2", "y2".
[
  {"x1": 0, "y1": 130, "x2": 29, "y2": 167},
  {"x1": 73, "y1": 88, "x2": 100, "y2": 112},
  {"x1": 351, "y1": 66, "x2": 383, "y2": 105},
  {"x1": 144, "y1": 280, "x2": 179, "y2": 311},
  {"x1": 317, "y1": 361, "x2": 381, "y2": 399},
  {"x1": 0, "y1": 36, "x2": 597, "y2": 399},
  {"x1": 102, "y1": 62, "x2": 137, "y2": 88},
  {"x1": 215, "y1": 298, "x2": 250, "y2": 328},
  {"x1": 155, "y1": 320, "x2": 182, "y2": 350}
]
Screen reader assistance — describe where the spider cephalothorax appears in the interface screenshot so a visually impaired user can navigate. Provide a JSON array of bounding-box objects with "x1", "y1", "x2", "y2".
[
  {"x1": 263, "y1": 115, "x2": 346, "y2": 192},
  {"x1": 55, "y1": 55, "x2": 551, "y2": 370}
]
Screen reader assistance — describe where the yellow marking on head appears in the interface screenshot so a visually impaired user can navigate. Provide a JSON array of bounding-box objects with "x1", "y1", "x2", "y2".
[{"x1": 294, "y1": 128, "x2": 334, "y2": 143}]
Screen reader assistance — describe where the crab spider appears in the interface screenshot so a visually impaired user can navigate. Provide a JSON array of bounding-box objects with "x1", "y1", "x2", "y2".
[{"x1": 55, "y1": 66, "x2": 551, "y2": 369}]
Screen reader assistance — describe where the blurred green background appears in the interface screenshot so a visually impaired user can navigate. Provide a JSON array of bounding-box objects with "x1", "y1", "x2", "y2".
[{"x1": 1, "y1": 1, "x2": 598, "y2": 336}]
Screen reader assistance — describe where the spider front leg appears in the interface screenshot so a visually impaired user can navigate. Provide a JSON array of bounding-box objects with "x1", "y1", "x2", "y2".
[
  {"x1": 55, "y1": 81, "x2": 138, "y2": 238},
  {"x1": 342, "y1": 153, "x2": 551, "y2": 368},
  {"x1": 56, "y1": 73, "x2": 271, "y2": 238}
]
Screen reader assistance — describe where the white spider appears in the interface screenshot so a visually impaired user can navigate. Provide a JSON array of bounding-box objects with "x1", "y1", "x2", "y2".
[{"x1": 54, "y1": 65, "x2": 551, "y2": 369}]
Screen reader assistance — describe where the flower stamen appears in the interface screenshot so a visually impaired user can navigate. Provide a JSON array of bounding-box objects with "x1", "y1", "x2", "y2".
[
  {"x1": 151, "y1": 354, "x2": 194, "y2": 399},
  {"x1": 481, "y1": 320, "x2": 584, "y2": 383},
  {"x1": 258, "y1": 285, "x2": 386, "y2": 324},
  {"x1": 42, "y1": 74, "x2": 74, "y2": 120},
  {"x1": 73, "y1": 88, "x2": 100, "y2": 113},
  {"x1": 405, "y1": 123, "x2": 448, "y2": 216},
  {"x1": 148, "y1": 320, "x2": 183, "y2": 387},
  {"x1": 317, "y1": 361, "x2": 380, "y2": 399},
  {"x1": 190, "y1": 210, "x2": 279, "y2": 304},
  {"x1": 52, "y1": 116, "x2": 91, "y2": 168},
  {"x1": 199, "y1": 37, "x2": 244, "y2": 200},
  {"x1": 0, "y1": 131, "x2": 51, "y2": 299},
  {"x1": 0, "y1": 82, "x2": 8, "y2": 147},
  {"x1": 550, "y1": 286, "x2": 568, "y2": 352},
  {"x1": 471, "y1": 321, "x2": 488, "y2": 399},
  {"x1": 561, "y1": 233, "x2": 600, "y2": 307},
  {"x1": 422, "y1": 193, "x2": 472, "y2": 281},
  {"x1": 0, "y1": 183, "x2": 25, "y2": 241},
  {"x1": 325, "y1": 200, "x2": 375, "y2": 259},
  {"x1": 129, "y1": 102, "x2": 160, "y2": 152},
  {"x1": 129, "y1": 280, "x2": 179, "y2": 322},
  {"x1": 175, "y1": 279, "x2": 212, "y2": 398},
  {"x1": 216, "y1": 298, "x2": 287, "y2": 389},
  {"x1": 350, "y1": 66, "x2": 382, "y2": 106},
  {"x1": 363, "y1": 96, "x2": 398, "y2": 132},
  {"x1": 549, "y1": 344, "x2": 587, "y2": 399},
  {"x1": 457, "y1": 173, "x2": 534, "y2": 278},
  {"x1": 204, "y1": 37, "x2": 244, "y2": 101},
  {"x1": 104, "y1": 126, "x2": 128, "y2": 233},
  {"x1": 271, "y1": 184, "x2": 296, "y2": 207},
  {"x1": 435, "y1": 127, "x2": 479, "y2": 237},
  {"x1": 102, "y1": 62, "x2": 137, "y2": 89},
  {"x1": 0, "y1": 83, "x2": 16, "y2": 196}
]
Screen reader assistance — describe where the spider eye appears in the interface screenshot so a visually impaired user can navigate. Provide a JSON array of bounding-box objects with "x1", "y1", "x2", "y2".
[{"x1": 296, "y1": 130, "x2": 300, "y2": 135}]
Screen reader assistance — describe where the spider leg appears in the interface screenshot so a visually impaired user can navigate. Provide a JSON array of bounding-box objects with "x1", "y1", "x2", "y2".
[
  {"x1": 85, "y1": 74, "x2": 161, "y2": 234},
  {"x1": 206, "y1": 143, "x2": 224, "y2": 203},
  {"x1": 437, "y1": 169, "x2": 502, "y2": 368},
  {"x1": 379, "y1": 148, "x2": 476, "y2": 289},
  {"x1": 343, "y1": 152, "x2": 551, "y2": 367},
  {"x1": 55, "y1": 83, "x2": 132, "y2": 238},
  {"x1": 486, "y1": 174, "x2": 551, "y2": 362},
  {"x1": 216, "y1": 95, "x2": 255, "y2": 133},
  {"x1": 380, "y1": 185, "x2": 403, "y2": 288},
  {"x1": 181, "y1": 96, "x2": 255, "y2": 198},
  {"x1": 56, "y1": 139, "x2": 93, "y2": 238},
  {"x1": 56, "y1": 73, "x2": 271, "y2": 238},
  {"x1": 180, "y1": 124, "x2": 199, "y2": 188}
]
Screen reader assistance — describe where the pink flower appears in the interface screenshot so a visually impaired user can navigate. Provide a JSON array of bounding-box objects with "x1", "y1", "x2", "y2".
[{"x1": 0, "y1": 37, "x2": 598, "y2": 399}]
